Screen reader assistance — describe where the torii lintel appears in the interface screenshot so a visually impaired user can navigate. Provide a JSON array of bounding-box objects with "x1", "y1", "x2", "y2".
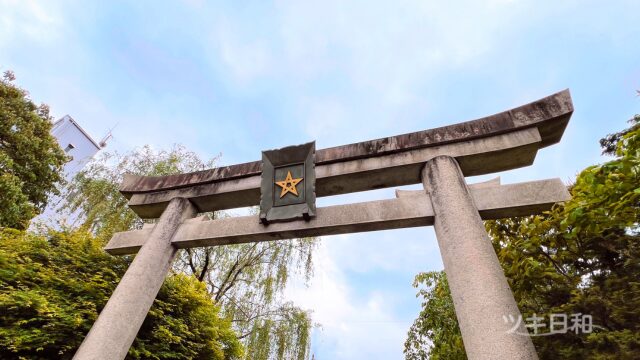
[{"x1": 118, "y1": 89, "x2": 573, "y2": 219}]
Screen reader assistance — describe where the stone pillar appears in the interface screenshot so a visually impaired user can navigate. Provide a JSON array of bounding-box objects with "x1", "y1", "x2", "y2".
[
  {"x1": 73, "y1": 197, "x2": 197, "y2": 360},
  {"x1": 422, "y1": 156, "x2": 537, "y2": 360}
]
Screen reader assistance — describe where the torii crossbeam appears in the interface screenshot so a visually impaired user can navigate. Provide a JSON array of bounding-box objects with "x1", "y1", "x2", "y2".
[{"x1": 74, "y1": 90, "x2": 574, "y2": 360}]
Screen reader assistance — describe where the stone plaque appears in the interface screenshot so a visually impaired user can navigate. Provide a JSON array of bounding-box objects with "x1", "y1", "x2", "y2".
[{"x1": 260, "y1": 141, "x2": 316, "y2": 224}]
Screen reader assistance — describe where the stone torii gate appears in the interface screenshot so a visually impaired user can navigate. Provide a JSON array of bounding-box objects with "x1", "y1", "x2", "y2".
[{"x1": 74, "y1": 90, "x2": 574, "y2": 360}]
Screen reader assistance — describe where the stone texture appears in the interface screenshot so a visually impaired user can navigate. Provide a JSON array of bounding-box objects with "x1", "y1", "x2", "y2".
[
  {"x1": 395, "y1": 176, "x2": 501, "y2": 198},
  {"x1": 104, "y1": 178, "x2": 569, "y2": 255},
  {"x1": 73, "y1": 198, "x2": 196, "y2": 360},
  {"x1": 119, "y1": 90, "x2": 572, "y2": 194},
  {"x1": 422, "y1": 156, "x2": 538, "y2": 360},
  {"x1": 127, "y1": 127, "x2": 542, "y2": 218}
]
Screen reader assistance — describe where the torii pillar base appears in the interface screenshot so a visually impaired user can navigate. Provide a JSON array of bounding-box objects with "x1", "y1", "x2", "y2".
[
  {"x1": 73, "y1": 198, "x2": 197, "y2": 360},
  {"x1": 422, "y1": 156, "x2": 538, "y2": 359}
]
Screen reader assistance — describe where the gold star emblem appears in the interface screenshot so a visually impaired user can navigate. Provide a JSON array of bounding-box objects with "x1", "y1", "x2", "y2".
[{"x1": 275, "y1": 171, "x2": 303, "y2": 198}]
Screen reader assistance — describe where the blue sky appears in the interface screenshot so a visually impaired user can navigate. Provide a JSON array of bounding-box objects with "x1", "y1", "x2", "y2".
[{"x1": 1, "y1": 1, "x2": 639, "y2": 358}]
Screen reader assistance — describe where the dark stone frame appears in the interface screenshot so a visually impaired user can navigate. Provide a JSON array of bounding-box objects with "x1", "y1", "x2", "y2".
[{"x1": 260, "y1": 141, "x2": 316, "y2": 224}]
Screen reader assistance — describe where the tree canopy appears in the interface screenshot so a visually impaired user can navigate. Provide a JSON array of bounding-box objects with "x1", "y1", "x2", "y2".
[
  {"x1": 404, "y1": 271, "x2": 465, "y2": 360},
  {"x1": 0, "y1": 71, "x2": 67, "y2": 229},
  {"x1": 0, "y1": 228, "x2": 242, "y2": 359},
  {"x1": 405, "y1": 115, "x2": 640, "y2": 359}
]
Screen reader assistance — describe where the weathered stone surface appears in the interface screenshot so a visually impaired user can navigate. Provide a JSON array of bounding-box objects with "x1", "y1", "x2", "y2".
[
  {"x1": 73, "y1": 198, "x2": 196, "y2": 360},
  {"x1": 395, "y1": 176, "x2": 501, "y2": 198},
  {"x1": 118, "y1": 90, "x2": 573, "y2": 218},
  {"x1": 423, "y1": 156, "x2": 538, "y2": 360},
  {"x1": 120, "y1": 90, "x2": 572, "y2": 194},
  {"x1": 104, "y1": 178, "x2": 569, "y2": 255},
  {"x1": 126, "y1": 127, "x2": 542, "y2": 218}
]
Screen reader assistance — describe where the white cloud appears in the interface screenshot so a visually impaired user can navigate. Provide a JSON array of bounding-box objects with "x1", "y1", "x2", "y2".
[
  {"x1": 203, "y1": 0, "x2": 527, "y2": 104},
  {"x1": 0, "y1": 0, "x2": 63, "y2": 48},
  {"x1": 210, "y1": 20, "x2": 273, "y2": 85},
  {"x1": 301, "y1": 96, "x2": 351, "y2": 139},
  {"x1": 274, "y1": 1, "x2": 524, "y2": 91},
  {"x1": 264, "y1": 0, "x2": 530, "y2": 143},
  {"x1": 329, "y1": 230, "x2": 442, "y2": 274}
]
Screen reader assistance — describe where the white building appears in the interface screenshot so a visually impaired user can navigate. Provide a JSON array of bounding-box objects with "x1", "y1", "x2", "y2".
[
  {"x1": 51, "y1": 115, "x2": 103, "y2": 181},
  {"x1": 32, "y1": 115, "x2": 106, "y2": 228}
]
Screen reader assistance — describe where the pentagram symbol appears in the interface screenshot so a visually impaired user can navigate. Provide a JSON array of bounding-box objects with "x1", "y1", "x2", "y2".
[{"x1": 275, "y1": 170, "x2": 303, "y2": 198}]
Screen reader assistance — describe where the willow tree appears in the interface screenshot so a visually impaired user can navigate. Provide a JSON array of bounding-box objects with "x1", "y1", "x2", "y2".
[
  {"x1": 62, "y1": 145, "x2": 317, "y2": 360},
  {"x1": 405, "y1": 115, "x2": 640, "y2": 359}
]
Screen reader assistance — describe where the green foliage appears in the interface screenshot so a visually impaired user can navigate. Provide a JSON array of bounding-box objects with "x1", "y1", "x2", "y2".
[
  {"x1": 132, "y1": 274, "x2": 243, "y2": 360},
  {"x1": 0, "y1": 71, "x2": 67, "y2": 229},
  {"x1": 404, "y1": 272, "x2": 465, "y2": 360},
  {"x1": 63, "y1": 145, "x2": 317, "y2": 360},
  {"x1": 0, "y1": 229, "x2": 242, "y2": 359},
  {"x1": 405, "y1": 115, "x2": 640, "y2": 359}
]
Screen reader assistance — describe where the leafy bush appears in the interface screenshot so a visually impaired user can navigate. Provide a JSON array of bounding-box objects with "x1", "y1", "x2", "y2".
[{"x1": 0, "y1": 229, "x2": 243, "y2": 359}]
